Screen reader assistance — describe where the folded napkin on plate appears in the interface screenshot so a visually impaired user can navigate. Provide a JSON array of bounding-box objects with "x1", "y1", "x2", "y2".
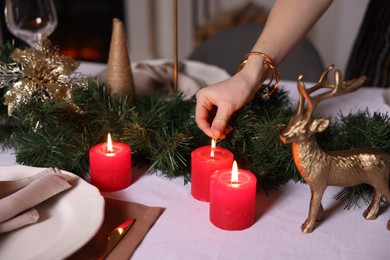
[
  {"x1": 0, "y1": 168, "x2": 74, "y2": 233},
  {"x1": 132, "y1": 62, "x2": 207, "y2": 100},
  {"x1": 68, "y1": 198, "x2": 165, "y2": 260}
]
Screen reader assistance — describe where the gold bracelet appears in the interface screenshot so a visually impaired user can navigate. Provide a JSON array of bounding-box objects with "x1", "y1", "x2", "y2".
[{"x1": 236, "y1": 51, "x2": 280, "y2": 98}]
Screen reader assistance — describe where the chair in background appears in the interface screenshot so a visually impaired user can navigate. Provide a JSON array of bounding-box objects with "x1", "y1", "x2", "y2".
[{"x1": 188, "y1": 23, "x2": 324, "y2": 82}]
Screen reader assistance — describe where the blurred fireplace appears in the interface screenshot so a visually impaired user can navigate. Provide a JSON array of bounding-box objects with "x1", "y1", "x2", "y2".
[{"x1": 0, "y1": 0, "x2": 125, "y2": 63}]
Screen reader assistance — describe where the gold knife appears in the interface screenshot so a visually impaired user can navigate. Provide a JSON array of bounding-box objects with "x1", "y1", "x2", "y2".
[{"x1": 97, "y1": 218, "x2": 136, "y2": 260}]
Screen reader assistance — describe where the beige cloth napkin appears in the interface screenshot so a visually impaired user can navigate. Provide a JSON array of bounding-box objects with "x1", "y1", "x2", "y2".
[
  {"x1": 0, "y1": 169, "x2": 50, "y2": 198},
  {"x1": 132, "y1": 62, "x2": 207, "y2": 100},
  {"x1": 68, "y1": 198, "x2": 165, "y2": 260},
  {"x1": 0, "y1": 168, "x2": 74, "y2": 233},
  {"x1": 0, "y1": 208, "x2": 39, "y2": 233}
]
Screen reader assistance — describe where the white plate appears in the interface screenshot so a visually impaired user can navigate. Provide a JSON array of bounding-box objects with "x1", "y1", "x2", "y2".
[
  {"x1": 0, "y1": 165, "x2": 104, "y2": 260},
  {"x1": 77, "y1": 59, "x2": 230, "y2": 84},
  {"x1": 132, "y1": 59, "x2": 231, "y2": 85},
  {"x1": 130, "y1": 59, "x2": 230, "y2": 100},
  {"x1": 79, "y1": 59, "x2": 231, "y2": 100}
]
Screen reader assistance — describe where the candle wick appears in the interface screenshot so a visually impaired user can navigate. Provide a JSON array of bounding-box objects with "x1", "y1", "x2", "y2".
[
  {"x1": 210, "y1": 149, "x2": 215, "y2": 159},
  {"x1": 107, "y1": 146, "x2": 114, "y2": 153},
  {"x1": 231, "y1": 183, "x2": 240, "y2": 188}
]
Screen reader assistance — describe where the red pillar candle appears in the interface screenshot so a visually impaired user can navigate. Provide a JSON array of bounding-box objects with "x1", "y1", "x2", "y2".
[
  {"x1": 89, "y1": 133, "x2": 132, "y2": 192},
  {"x1": 210, "y1": 161, "x2": 257, "y2": 230},
  {"x1": 191, "y1": 139, "x2": 234, "y2": 202}
]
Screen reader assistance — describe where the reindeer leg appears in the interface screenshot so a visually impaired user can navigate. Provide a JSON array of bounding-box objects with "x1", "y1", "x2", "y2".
[
  {"x1": 363, "y1": 190, "x2": 382, "y2": 220},
  {"x1": 301, "y1": 187, "x2": 325, "y2": 233},
  {"x1": 371, "y1": 179, "x2": 390, "y2": 231},
  {"x1": 317, "y1": 204, "x2": 324, "y2": 221}
]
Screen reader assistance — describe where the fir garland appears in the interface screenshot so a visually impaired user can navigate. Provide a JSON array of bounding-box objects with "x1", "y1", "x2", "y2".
[{"x1": 0, "y1": 43, "x2": 389, "y2": 207}]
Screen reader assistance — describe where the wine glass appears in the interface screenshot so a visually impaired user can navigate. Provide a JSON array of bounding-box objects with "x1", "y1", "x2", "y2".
[{"x1": 4, "y1": 0, "x2": 58, "y2": 48}]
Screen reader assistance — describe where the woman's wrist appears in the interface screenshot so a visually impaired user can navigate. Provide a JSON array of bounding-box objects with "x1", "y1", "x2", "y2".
[
  {"x1": 236, "y1": 51, "x2": 280, "y2": 98},
  {"x1": 238, "y1": 56, "x2": 267, "y2": 89}
]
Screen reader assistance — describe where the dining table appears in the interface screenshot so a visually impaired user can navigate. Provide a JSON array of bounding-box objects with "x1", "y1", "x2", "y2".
[{"x1": 1, "y1": 60, "x2": 390, "y2": 260}]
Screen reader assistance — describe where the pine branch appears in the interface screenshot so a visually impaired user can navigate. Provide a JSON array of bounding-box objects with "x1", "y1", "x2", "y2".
[{"x1": 0, "y1": 42, "x2": 389, "y2": 206}]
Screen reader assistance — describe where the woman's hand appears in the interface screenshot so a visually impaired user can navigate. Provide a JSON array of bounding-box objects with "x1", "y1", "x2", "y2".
[{"x1": 195, "y1": 67, "x2": 263, "y2": 139}]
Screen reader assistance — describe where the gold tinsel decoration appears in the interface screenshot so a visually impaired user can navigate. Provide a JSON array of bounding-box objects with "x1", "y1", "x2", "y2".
[{"x1": 4, "y1": 39, "x2": 80, "y2": 115}]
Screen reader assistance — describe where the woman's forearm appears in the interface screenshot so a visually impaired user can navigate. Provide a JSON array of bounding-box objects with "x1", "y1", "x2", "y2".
[
  {"x1": 254, "y1": 0, "x2": 333, "y2": 65},
  {"x1": 239, "y1": 0, "x2": 333, "y2": 87}
]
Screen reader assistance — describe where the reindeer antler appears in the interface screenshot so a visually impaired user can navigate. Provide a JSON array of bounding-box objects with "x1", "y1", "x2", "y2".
[{"x1": 296, "y1": 65, "x2": 367, "y2": 119}]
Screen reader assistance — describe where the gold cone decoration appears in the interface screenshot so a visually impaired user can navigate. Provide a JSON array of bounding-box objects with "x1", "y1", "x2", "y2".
[{"x1": 105, "y1": 18, "x2": 135, "y2": 98}]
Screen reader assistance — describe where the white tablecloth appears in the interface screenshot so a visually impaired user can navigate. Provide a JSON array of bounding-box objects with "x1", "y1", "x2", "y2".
[{"x1": 1, "y1": 62, "x2": 390, "y2": 260}]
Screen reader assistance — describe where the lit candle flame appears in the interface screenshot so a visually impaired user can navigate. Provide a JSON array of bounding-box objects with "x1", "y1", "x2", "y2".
[
  {"x1": 107, "y1": 133, "x2": 113, "y2": 153},
  {"x1": 231, "y1": 161, "x2": 239, "y2": 187},
  {"x1": 210, "y1": 138, "x2": 216, "y2": 159}
]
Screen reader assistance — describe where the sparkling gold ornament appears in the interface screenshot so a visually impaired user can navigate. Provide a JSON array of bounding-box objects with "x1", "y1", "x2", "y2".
[
  {"x1": 4, "y1": 39, "x2": 80, "y2": 115},
  {"x1": 280, "y1": 65, "x2": 390, "y2": 233}
]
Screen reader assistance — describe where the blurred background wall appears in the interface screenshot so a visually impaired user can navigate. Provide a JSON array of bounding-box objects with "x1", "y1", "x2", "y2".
[
  {"x1": 0, "y1": 0, "x2": 370, "y2": 75},
  {"x1": 126, "y1": 0, "x2": 370, "y2": 74}
]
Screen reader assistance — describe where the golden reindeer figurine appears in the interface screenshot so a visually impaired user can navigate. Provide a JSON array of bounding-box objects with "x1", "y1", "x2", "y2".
[{"x1": 280, "y1": 65, "x2": 390, "y2": 233}]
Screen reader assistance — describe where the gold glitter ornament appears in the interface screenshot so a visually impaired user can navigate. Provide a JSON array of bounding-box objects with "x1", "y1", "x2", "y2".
[
  {"x1": 105, "y1": 18, "x2": 135, "y2": 98},
  {"x1": 280, "y1": 65, "x2": 390, "y2": 233},
  {"x1": 4, "y1": 39, "x2": 80, "y2": 115}
]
